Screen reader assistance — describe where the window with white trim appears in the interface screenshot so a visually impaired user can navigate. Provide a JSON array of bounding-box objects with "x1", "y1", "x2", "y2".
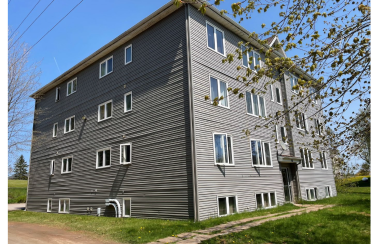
[
  {"x1": 123, "y1": 198, "x2": 131, "y2": 217},
  {"x1": 241, "y1": 46, "x2": 260, "y2": 71},
  {"x1": 275, "y1": 87, "x2": 282, "y2": 104},
  {"x1": 124, "y1": 92, "x2": 132, "y2": 112},
  {"x1": 97, "y1": 148, "x2": 111, "y2": 168},
  {"x1": 314, "y1": 118, "x2": 321, "y2": 135},
  {"x1": 99, "y1": 56, "x2": 113, "y2": 78},
  {"x1": 290, "y1": 74, "x2": 298, "y2": 93},
  {"x1": 310, "y1": 87, "x2": 317, "y2": 103},
  {"x1": 218, "y1": 196, "x2": 237, "y2": 216},
  {"x1": 250, "y1": 139, "x2": 272, "y2": 167},
  {"x1": 55, "y1": 87, "x2": 60, "y2": 102},
  {"x1": 64, "y1": 116, "x2": 75, "y2": 133},
  {"x1": 61, "y1": 156, "x2": 73, "y2": 173},
  {"x1": 246, "y1": 92, "x2": 266, "y2": 117},
  {"x1": 206, "y1": 22, "x2": 225, "y2": 55},
  {"x1": 98, "y1": 100, "x2": 113, "y2": 121},
  {"x1": 270, "y1": 85, "x2": 274, "y2": 101},
  {"x1": 295, "y1": 112, "x2": 306, "y2": 130},
  {"x1": 50, "y1": 160, "x2": 55, "y2": 175},
  {"x1": 53, "y1": 123, "x2": 58, "y2": 137},
  {"x1": 66, "y1": 78, "x2": 77, "y2": 96},
  {"x1": 120, "y1": 143, "x2": 131, "y2": 164},
  {"x1": 280, "y1": 126, "x2": 287, "y2": 144},
  {"x1": 306, "y1": 188, "x2": 317, "y2": 200},
  {"x1": 125, "y1": 45, "x2": 132, "y2": 64},
  {"x1": 320, "y1": 151, "x2": 328, "y2": 169},
  {"x1": 59, "y1": 198, "x2": 70, "y2": 213},
  {"x1": 275, "y1": 125, "x2": 279, "y2": 143},
  {"x1": 47, "y1": 198, "x2": 52, "y2": 212},
  {"x1": 300, "y1": 148, "x2": 314, "y2": 169},
  {"x1": 256, "y1": 192, "x2": 277, "y2": 209},
  {"x1": 213, "y1": 133, "x2": 234, "y2": 165},
  {"x1": 325, "y1": 186, "x2": 331, "y2": 198},
  {"x1": 210, "y1": 76, "x2": 229, "y2": 108}
]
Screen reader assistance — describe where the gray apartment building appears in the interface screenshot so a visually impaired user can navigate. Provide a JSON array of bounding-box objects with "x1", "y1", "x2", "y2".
[{"x1": 27, "y1": 1, "x2": 336, "y2": 221}]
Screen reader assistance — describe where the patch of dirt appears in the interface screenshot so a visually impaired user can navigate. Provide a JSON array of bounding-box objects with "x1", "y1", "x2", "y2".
[{"x1": 8, "y1": 222, "x2": 120, "y2": 244}]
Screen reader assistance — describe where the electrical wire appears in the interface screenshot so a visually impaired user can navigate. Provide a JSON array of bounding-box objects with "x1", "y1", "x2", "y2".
[{"x1": 9, "y1": 0, "x2": 41, "y2": 41}]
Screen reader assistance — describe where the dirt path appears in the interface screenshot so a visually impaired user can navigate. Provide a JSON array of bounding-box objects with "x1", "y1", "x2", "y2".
[{"x1": 8, "y1": 222, "x2": 120, "y2": 244}]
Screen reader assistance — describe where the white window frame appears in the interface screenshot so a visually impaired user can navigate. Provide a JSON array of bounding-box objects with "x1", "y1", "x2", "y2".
[
  {"x1": 98, "y1": 100, "x2": 113, "y2": 122},
  {"x1": 217, "y1": 195, "x2": 238, "y2": 217},
  {"x1": 53, "y1": 123, "x2": 58, "y2": 137},
  {"x1": 124, "y1": 91, "x2": 132, "y2": 113},
  {"x1": 269, "y1": 85, "x2": 274, "y2": 101},
  {"x1": 246, "y1": 92, "x2": 266, "y2": 118},
  {"x1": 241, "y1": 46, "x2": 261, "y2": 71},
  {"x1": 306, "y1": 188, "x2": 317, "y2": 201},
  {"x1": 61, "y1": 156, "x2": 73, "y2": 174},
  {"x1": 212, "y1": 133, "x2": 234, "y2": 166},
  {"x1": 99, "y1": 56, "x2": 113, "y2": 79},
  {"x1": 50, "y1": 160, "x2": 55, "y2": 176},
  {"x1": 295, "y1": 112, "x2": 306, "y2": 131},
  {"x1": 300, "y1": 148, "x2": 314, "y2": 169},
  {"x1": 280, "y1": 126, "x2": 288, "y2": 144},
  {"x1": 274, "y1": 125, "x2": 279, "y2": 143},
  {"x1": 310, "y1": 87, "x2": 318, "y2": 104},
  {"x1": 255, "y1": 191, "x2": 277, "y2": 209},
  {"x1": 321, "y1": 151, "x2": 328, "y2": 169},
  {"x1": 209, "y1": 75, "x2": 229, "y2": 109},
  {"x1": 314, "y1": 118, "x2": 321, "y2": 135},
  {"x1": 125, "y1": 44, "x2": 132, "y2": 65},
  {"x1": 96, "y1": 147, "x2": 112, "y2": 169},
  {"x1": 250, "y1": 139, "x2": 272, "y2": 167},
  {"x1": 120, "y1": 143, "x2": 132, "y2": 165},
  {"x1": 55, "y1": 87, "x2": 60, "y2": 102},
  {"x1": 58, "y1": 198, "x2": 70, "y2": 213},
  {"x1": 325, "y1": 186, "x2": 331, "y2": 198},
  {"x1": 66, "y1": 77, "x2": 77, "y2": 96},
  {"x1": 47, "y1": 198, "x2": 52, "y2": 212},
  {"x1": 290, "y1": 74, "x2": 299, "y2": 94},
  {"x1": 122, "y1": 198, "x2": 131, "y2": 217},
  {"x1": 275, "y1": 87, "x2": 282, "y2": 104},
  {"x1": 206, "y1": 21, "x2": 226, "y2": 56},
  {"x1": 64, "y1": 116, "x2": 75, "y2": 134}
]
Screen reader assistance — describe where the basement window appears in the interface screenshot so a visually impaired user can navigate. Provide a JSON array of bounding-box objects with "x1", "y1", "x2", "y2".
[
  {"x1": 123, "y1": 198, "x2": 131, "y2": 217},
  {"x1": 325, "y1": 186, "x2": 331, "y2": 198},
  {"x1": 59, "y1": 198, "x2": 70, "y2": 213},
  {"x1": 99, "y1": 56, "x2": 113, "y2": 78},
  {"x1": 218, "y1": 196, "x2": 237, "y2": 216},
  {"x1": 306, "y1": 188, "x2": 318, "y2": 200},
  {"x1": 97, "y1": 148, "x2": 111, "y2": 168},
  {"x1": 256, "y1": 192, "x2": 277, "y2": 209},
  {"x1": 47, "y1": 198, "x2": 52, "y2": 212}
]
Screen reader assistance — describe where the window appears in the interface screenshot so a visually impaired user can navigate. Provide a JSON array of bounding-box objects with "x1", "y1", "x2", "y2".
[
  {"x1": 218, "y1": 196, "x2": 237, "y2": 216},
  {"x1": 310, "y1": 87, "x2": 317, "y2": 103},
  {"x1": 64, "y1": 116, "x2": 75, "y2": 133},
  {"x1": 314, "y1": 118, "x2": 321, "y2": 135},
  {"x1": 210, "y1": 76, "x2": 229, "y2": 108},
  {"x1": 320, "y1": 151, "x2": 328, "y2": 169},
  {"x1": 47, "y1": 198, "x2": 52, "y2": 212},
  {"x1": 125, "y1": 45, "x2": 132, "y2": 64},
  {"x1": 66, "y1": 78, "x2": 77, "y2": 96},
  {"x1": 246, "y1": 92, "x2": 266, "y2": 117},
  {"x1": 120, "y1": 143, "x2": 131, "y2": 164},
  {"x1": 256, "y1": 192, "x2": 277, "y2": 209},
  {"x1": 295, "y1": 112, "x2": 307, "y2": 130},
  {"x1": 325, "y1": 186, "x2": 331, "y2": 198},
  {"x1": 250, "y1": 139, "x2": 272, "y2": 167},
  {"x1": 124, "y1": 92, "x2": 132, "y2": 112},
  {"x1": 206, "y1": 22, "x2": 225, "y2": 55},
  {"x1": 55, "y1": 87, "x2": 60, "y2": 102},
  {"x1": 59, "y1": 198, "x2": 70, "y2": 213},
  {"x1": 300, "y1": 148, "x2": 314, "y2": 169},
  {"x1": 280, "y1": 127, "x2": 287, "y2": 143},
  {"x1": 53, "y1": 123, "x2": 58, "y2": 137},
  {"x1": 50, "y1": 160, "x2": 55, "y2": 175},
  {"x1": 306, "y1": 188, "x2": 317, "y2": 200},
  {"x1": 275, "y1": 125, "x2": 279, "y2": 143},
  {"x1": 97, "y1": 148, "x2": 111, "y2": 168},
  {"x1": 98, "y1": 100, "x2": 113, "y2": 121},
  {"x1": 290, "y1": 74, "x2": 298, "y2": 93},
  {"x1": 270, "y1": 85, "x2": 274, "y2": 101},
  {"x1": 241, "y1": 46, "x2": 260, "y2": 71},
  {"x1": 123, "y1": 198, "x2": 131, "y2": 217},
  {"x1": 275, "y1": 87, "x2": 282, "y2": 104},
  {"x1": 213, "y1": 133, "x2": 234, "y2": 165},
  {"x1": 61, "y1": 156, "x2": 73, "y2": 173},
  {"x1": 99, "y1": 56, "x2": 113, "y2": 78}
]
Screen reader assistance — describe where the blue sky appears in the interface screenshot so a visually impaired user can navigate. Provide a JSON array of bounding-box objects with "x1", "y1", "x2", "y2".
[{"x1": 8, "y1": 0, "x2": 365, "y2": 167}]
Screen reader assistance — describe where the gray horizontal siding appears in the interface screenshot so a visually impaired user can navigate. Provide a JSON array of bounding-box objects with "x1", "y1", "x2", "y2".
[{"x1": 27, "y1": 7, "x2": 194, "y2": 220}]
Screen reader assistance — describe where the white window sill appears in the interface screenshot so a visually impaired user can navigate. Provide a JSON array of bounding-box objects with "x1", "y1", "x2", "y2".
[
  {"x1": 211, "y1": 103, "x2": 230, "y2": 110},
  {"x1": 257, "y1": 205, "x2": 277, "y2": 210},
  {"x1": 58, "y1": 212, "x2": 69, "y2": 214},
  {"x1": 125, "y1": 61, "x2": 132, "y2": 65},
  {"x1": 252, "y1": 165, "x2": 273, "y2": 168},
  {"x1": 66, "y1": 91, "x2": 77, "y2": 97},
  {"x1": 207, "y1": 46, "x2": 226, "y2": 57},
  {"x1": 98, "y1": 117, "x2": 112, "y2": 122},
  {"x1": 61, "y1": 171, "x2": 72, "y2": 174},
  {"x1": 99, "y1": 71, "x2": 113, "y2": 79},
  {"x1": 321, "y1": 168, "x2": 329, "y2": 170},
  {"x1": 246, "y1": 113, "x2": 266, "y2": 119},
  {"x1": 302, "y1": 167, "x2": 315, "y2": 170},
  {"x1": 64, "y1": 130, "x2": 75, "y2": 134},
  {"x1": 120, "y1": 162, "x2": 131, "y2": 165},
  {"x1": 276, "y1": 102, "x2": 282, "y2": 105},
  {"x1": 215, "y1": 163, "x2": 235, "y2": 167},
  {"x1": 124, "y1": 110, "x2": 132, "y2": 113},
  {"x1": 291, "y1": 90, "x2": 299, "y2": 94},
  {"x1": 96, "y1": 165, "x2": 111, "y2": 169}
]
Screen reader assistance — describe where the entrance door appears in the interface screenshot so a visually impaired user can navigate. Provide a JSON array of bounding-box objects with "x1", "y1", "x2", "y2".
[{"x1": 281, "y1": 167, "x2": 292, "y2": 202}]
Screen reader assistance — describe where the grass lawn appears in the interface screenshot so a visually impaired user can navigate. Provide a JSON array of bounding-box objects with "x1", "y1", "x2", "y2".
[
  {"x1": 8, "y1": 204, "x2": 299, "y2": 244},
  {"x1": 203, "y1": 186, "x2": 370, "y2": 244},
  {"x1": 8, "y1": 180, "x2": 28, "y2": 204}
]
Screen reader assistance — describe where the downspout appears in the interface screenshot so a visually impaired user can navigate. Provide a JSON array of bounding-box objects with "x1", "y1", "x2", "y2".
[{"x1": 185, "y1": 4, "x2": 199, "y2": 222}]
